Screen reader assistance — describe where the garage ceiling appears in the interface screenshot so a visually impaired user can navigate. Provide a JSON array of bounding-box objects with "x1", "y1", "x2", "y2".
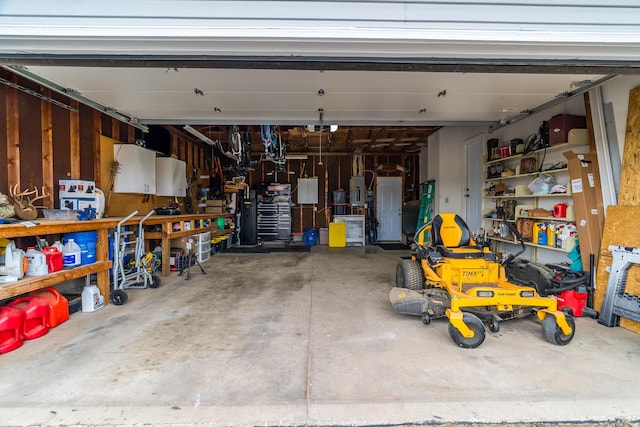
[{"x1": 8, "y1": 65, "x2": 607, "y2": 153}]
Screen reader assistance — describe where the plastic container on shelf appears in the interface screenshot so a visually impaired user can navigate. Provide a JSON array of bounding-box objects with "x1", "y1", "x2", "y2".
[
  {"x1": 25, "y1": 247, "x2": 48, "y2": 276},
  {"x1": 42, "y1": 246, "x2": 63, "y2": 272},
  {"x1": 62, "y1": 239, "x2": 81, "y2": 269},
  {"x1": 63, "y1": 231, "x2": 97, "y2": 265}
]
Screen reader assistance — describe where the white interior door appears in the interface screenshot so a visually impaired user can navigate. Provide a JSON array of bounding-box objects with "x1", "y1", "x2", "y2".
[
  {"x1": 376, "y1": 177, "x2": 402, "y2": 242},
  {"x1": 465, "y1": 138, "x2": 483, "y2": 234}
]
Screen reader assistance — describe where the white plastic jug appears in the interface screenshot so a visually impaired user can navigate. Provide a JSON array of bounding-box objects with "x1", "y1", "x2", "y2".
[
  {"x1": 62, "y1": 239, "x2": 81, "y2": 269},
  {"x1": 25, "y1": 247, "x2": 48, "y2": 276},
  {"x1": 81, "y1": 285, "x2": 104, "y2": 312},
  {"x1": 52, "y1": 240, "x2": 64, "y2": 252}
]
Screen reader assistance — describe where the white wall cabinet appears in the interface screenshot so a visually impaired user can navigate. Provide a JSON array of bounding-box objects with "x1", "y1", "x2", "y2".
[
  {"x1": 156, "y1": 157, "x2": 186, "y2": 197},
  {"x1": 113, "y1": 144, "x2": 157, "y2": 194}
]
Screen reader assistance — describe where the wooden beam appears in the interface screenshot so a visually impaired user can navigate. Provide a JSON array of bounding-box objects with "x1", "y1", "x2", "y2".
[
  {"x1": 111, "y1": 117, "x2": 119, "y2": 142},
  {"x1": 93, "y1": 110, "x2": 102, "y2": 189},
  {"x1": 6, "y1": 83, "x2": 19, "y2": 188},
  {"x1": 69, "y1": 99, "x2": 80, "y2": 179},
  {"x1": 41, "y1": 89, "x2": 54, "y2": 207}
]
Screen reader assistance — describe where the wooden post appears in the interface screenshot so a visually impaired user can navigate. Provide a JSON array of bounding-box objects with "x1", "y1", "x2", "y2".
[
  {"x1": 93, "y1": 110, "x2": 102, "y2": 189},
  {"x1": 6, "y1": 83, "x2": 19, "y2": 188},
  {"x1": 41, "y1": 90, "x2": 54, "y2": 207},
  {"x1": 69, "y1": 100, "x2": 80, "y2": 179}
]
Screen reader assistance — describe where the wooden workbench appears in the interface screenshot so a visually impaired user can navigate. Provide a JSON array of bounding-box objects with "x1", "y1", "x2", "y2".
[
  {"x1": 143, "y1": 213, "x2": 234, "y2": 277},
  {"x1": 0, "y1": 213, "x2": 234, "y2": 305}
]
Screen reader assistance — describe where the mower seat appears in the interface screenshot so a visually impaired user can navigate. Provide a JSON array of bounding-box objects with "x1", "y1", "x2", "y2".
[{"x1": 431, "y1": 213, "x2": 485, "y2": 259}]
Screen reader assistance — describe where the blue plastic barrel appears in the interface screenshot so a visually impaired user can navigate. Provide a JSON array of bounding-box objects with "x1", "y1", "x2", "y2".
[
  {"x1": 303, "y1": 229, "x2": 318, "y2": 246},
  {"x1": 63, "y1": 231, "x2": 97, "y2": 265}
]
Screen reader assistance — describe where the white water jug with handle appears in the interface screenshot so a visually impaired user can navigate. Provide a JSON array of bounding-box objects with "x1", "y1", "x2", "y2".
[{"x1": 62, "y1": 239, "x2": 81, "y2": 269}]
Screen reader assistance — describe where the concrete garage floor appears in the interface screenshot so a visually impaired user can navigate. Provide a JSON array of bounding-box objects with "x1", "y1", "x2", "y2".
[{"x1": 1, "y1": 245, "x2": 640, "y2": 427}]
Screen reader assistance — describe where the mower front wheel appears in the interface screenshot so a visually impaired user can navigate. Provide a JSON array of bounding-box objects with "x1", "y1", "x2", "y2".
[
  {"x1": 448, "y1": 313, "x2": 486, "y2": 349},
  {"x1": 542, "y1": 313, "x2": 575, "y2": 346},
  {"x1": 487, "y1": 318, "x2": 500, "y2": 333},
  {"x1": 396, "y1": 259, "x2": 424, "y2": 291}
]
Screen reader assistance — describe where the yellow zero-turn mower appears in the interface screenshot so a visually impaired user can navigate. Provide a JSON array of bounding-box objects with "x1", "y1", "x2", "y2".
[{"x1": 390, "y1": 212, "x2": 575, "y2": 348}]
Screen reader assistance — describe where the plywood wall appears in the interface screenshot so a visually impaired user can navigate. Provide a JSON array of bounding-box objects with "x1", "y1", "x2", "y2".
[{"x1": 597, "y1": 85, "x2": 640, "y2": 333}]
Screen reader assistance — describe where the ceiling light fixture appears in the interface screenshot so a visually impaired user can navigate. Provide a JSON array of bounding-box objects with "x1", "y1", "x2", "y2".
[
  {"x1": 183, "y1": 125, "x2": 215, "y2": 145},
  {"x1": 306, "y1": 124, "x2": 338, "y2": 133}
]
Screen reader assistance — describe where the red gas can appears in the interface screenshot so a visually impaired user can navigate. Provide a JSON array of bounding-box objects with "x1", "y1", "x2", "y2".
[
  {"x1": 7, "y1": 297, "x2": 50, "y2": 340},
  {"x1": 0, "y1": 306, "x2": 24, "y2": 353},
  {"x1": 42, "y1": 246, "x2": 63, "y2": 272},
  {"x1": 29, "y1": 287, "x2": 69, "y2": 328}
]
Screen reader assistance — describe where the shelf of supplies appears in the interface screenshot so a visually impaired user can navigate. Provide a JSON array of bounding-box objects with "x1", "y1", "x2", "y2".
[
  {"x1": 484, "y1": 168, "x2": 569, "y2": 182},
  {"x1": 484, "y1": 216, "x2": 572, "y2": 222},
  {"x1": 487, "y1": 236, "x2": 568, "y2": 252},
  {"x1": 483, "y1": 142, "x2": 582, "y2": 165},
  {"x1": 483, "y1": 193, "x2": 570, "y2": 199}
]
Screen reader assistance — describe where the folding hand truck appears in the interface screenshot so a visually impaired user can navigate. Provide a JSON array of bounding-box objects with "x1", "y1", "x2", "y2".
[{"x1": 110, "y1": 210, "x2": 161, "y2": 305}]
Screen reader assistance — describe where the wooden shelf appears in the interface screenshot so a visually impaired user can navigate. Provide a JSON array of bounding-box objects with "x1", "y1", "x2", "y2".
[
  {"x1": 483, "y1": 142, "x2": 581, "y2": 165},
  {"x1": 488, "y1": 236, "x2": 568, "y2": 252},
  {"x1": 0, "y1": 261, "x2": 112, "y2": 301},
  {"x1": 484, "y1": 168, "x2": 568, "y2": 182},
  {"x1": 483, "y1": 193, "x2": 570, "y2": 199}
]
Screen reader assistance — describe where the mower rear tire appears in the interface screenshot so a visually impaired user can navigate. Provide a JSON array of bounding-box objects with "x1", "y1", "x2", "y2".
[
  {"x1": 396, "y1": 259, "x2": 424, "y2": 291},
  {"x1": 542, "y1": 313, "x2": 575, "y2": 346},
  {"x1": 448, "y1": 313, "x2": 486, "y2": 348}
]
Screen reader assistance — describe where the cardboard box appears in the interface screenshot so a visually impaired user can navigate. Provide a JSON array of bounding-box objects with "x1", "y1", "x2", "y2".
[
  {"x1": 564, "y1": 151, "x2": 605, "y2": 269},
  {"x1": 205, "y1": 206, "x2": 224, "y2": 214},
  {"x1": 205, "y1": 199, "x2": 225, "y2": 207},
  {"x1": 58, "y1": 179, "x2": 96, "y2": 198},
  {"x1": 59, "y1": 197, "x2": 78, "y2": 211}
]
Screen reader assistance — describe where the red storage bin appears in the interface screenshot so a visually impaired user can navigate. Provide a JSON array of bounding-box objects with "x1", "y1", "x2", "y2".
[
  {"x1": 0, "y1": 306, "x2": 24, "y2": 353},
  {"x1": 29, "y1": 287, "x2": 69, "y2": 328},
  {"x1": 7, "y1": 297, "x2": 50, "y2": 340}
]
